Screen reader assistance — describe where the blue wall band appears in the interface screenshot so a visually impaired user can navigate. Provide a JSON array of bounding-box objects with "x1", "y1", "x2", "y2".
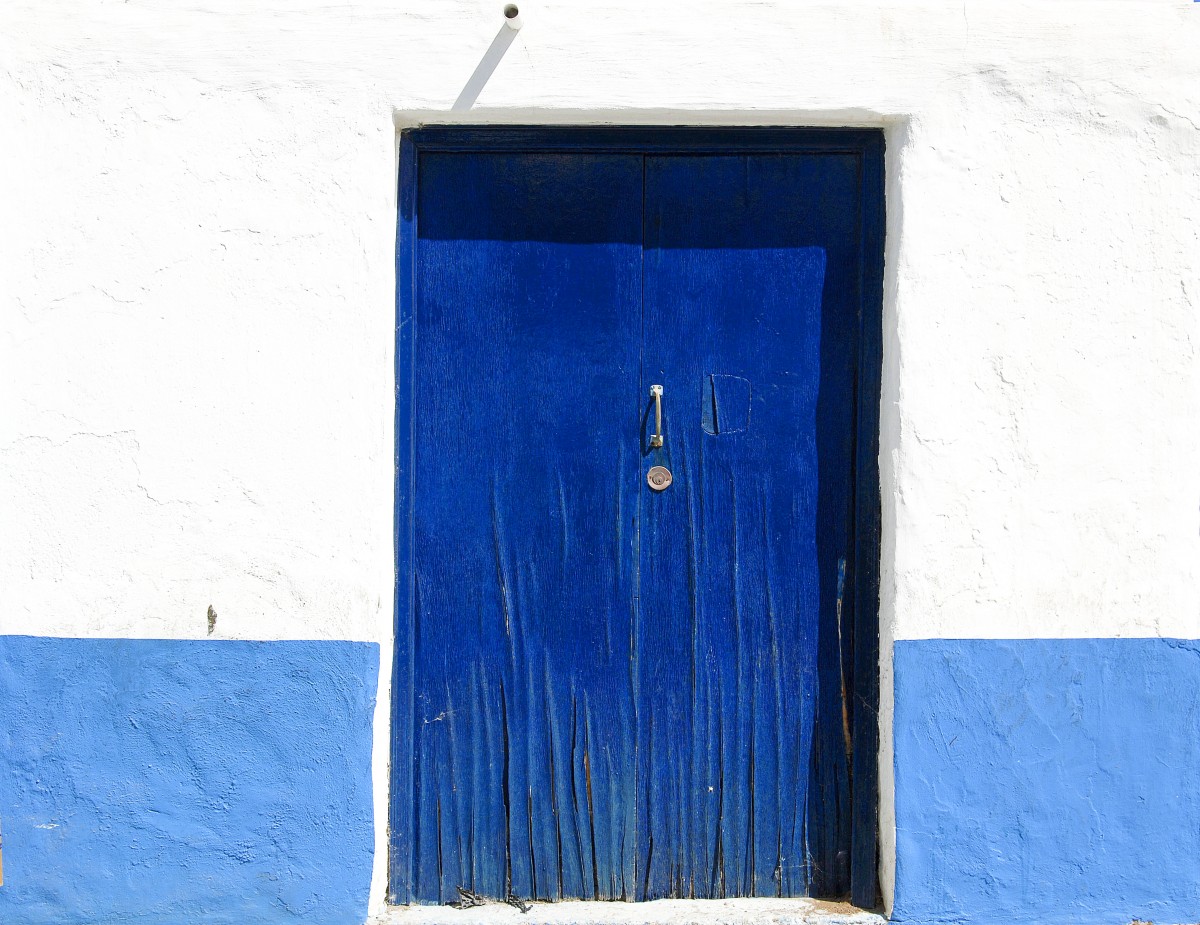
[
  {"x1": 5, "y1": 634, "x2": 1196, "y2": 924},
  {"x1": 893, "y1": 637, "x2": 1200, "y2": 925},
  {"x1": 0, "y1": 636, "x2": 378, "y2": 925}
]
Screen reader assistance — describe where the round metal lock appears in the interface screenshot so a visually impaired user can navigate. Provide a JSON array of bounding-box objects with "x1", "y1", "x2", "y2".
[{"x1": 647, "y1": 465, "x2": 673, "y2": 491}]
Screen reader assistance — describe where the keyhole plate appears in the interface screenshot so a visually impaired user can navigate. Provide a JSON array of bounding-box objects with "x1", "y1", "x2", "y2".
[{"x1": 647, "y1": 465, "x2": 673, "y2": 491}]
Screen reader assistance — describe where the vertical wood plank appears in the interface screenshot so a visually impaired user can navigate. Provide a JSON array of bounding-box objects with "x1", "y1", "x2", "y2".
[
  {"x1": 388, "y1": 133, "x2": 418, "y2": 905},
  {"x1": 850, "y1": 133, "x2": 886, "y2": 911},
  {"x1": 639, "y1": 153, "x2": 863, "y2": 899},
  {"x1": 406, "y1": 151, "x2": 642, "y2": 902}
]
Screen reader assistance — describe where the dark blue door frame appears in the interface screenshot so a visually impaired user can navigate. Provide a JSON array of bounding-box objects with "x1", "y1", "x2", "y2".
[{"x1": 390, "y1": 126, "x2": 885, "y2": 909}]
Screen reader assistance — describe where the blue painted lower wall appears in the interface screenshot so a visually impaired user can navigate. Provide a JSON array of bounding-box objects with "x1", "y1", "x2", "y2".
[
  {"x1": 893, "y1": 637, "x2": 1200, "y2": 925},
  {"x1": 0, "y1": 636, "x2": 379, "y2": 925},
  {"x1": 5, "y1": 634, "x2": 1196, "y2": 924}
]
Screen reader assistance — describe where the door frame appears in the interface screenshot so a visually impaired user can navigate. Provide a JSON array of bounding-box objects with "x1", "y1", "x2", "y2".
[{"x1": 390, "y1": 126, "x2": 885, "y2": 908}]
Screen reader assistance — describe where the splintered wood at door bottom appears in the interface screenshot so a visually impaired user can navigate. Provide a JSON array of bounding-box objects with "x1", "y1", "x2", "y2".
[{"x1": 416, "y1": 667, "x2": 847, "y2": 902}]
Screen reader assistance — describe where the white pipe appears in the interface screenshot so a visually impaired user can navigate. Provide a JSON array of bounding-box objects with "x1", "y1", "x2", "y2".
[{"x1": 503, "y1": 4, "x2": 522, "y2": 31}]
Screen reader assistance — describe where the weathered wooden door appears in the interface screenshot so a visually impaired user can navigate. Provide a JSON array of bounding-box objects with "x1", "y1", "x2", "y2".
[{"x1": 391, "y1": 129, "x2": 883, "y2": 908}]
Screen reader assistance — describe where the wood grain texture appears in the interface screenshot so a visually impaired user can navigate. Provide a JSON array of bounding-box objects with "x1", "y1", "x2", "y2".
[
  {"x1": 409, "y1": 151, "x2": 642, "y2": 903},
  {"x1": 849, "y1": 132, "x2": 885, "y2": 911},
  {"x1": 394, "y1": 130, "x2": 883, "y2": 907},
  {"x1": 638, "y1": 154, "x2": 860, "y2": 899}
]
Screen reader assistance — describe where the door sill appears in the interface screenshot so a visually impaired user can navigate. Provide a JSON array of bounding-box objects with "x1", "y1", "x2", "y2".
[{"x1": 375, "y1": 898, "x2": 884, "y2": 925}]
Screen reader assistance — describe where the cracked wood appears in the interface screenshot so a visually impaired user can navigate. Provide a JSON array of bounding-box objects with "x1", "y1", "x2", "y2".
[{"x1": 399, "y1": 140, "x2": 872, "y2": 904}]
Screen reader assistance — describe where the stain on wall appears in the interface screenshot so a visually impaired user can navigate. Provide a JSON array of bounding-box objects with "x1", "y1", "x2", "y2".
[
  {"x1": 892, "y1": 637, "x2": 1200, "y2": 925},
  {"x1": 0, "y1": 636, "x2": 379, "y2": 925}
]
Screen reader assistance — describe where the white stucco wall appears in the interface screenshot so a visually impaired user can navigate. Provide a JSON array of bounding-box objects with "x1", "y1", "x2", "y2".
[{"x1": 3, "y1": 1, "x2": 1199, "y2": 915}]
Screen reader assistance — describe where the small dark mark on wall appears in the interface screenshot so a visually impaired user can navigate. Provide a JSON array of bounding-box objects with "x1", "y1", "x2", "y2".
[{"x1": 207, "y1": 606, "x2": 217, "y2": 636}]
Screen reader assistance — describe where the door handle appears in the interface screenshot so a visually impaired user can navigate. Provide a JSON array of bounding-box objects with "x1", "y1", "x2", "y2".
[{"x1": 650, "y1": 385, "x2": 664, "y2": 448}]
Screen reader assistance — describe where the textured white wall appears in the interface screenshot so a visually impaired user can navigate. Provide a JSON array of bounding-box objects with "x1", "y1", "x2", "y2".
[{"x1": 3, "y1": 1, "x2": 1199, "y2": 914}]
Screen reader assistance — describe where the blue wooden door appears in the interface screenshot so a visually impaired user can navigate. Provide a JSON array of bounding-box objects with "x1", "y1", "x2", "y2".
[{"x1": 395, "y1": 132, "x2": 880, "y2": 907}]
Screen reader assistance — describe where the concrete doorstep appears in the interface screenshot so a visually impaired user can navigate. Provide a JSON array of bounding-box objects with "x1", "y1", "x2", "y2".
[{"x1": 374, "y1": 898, "x2": 886, "y2": 925}]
